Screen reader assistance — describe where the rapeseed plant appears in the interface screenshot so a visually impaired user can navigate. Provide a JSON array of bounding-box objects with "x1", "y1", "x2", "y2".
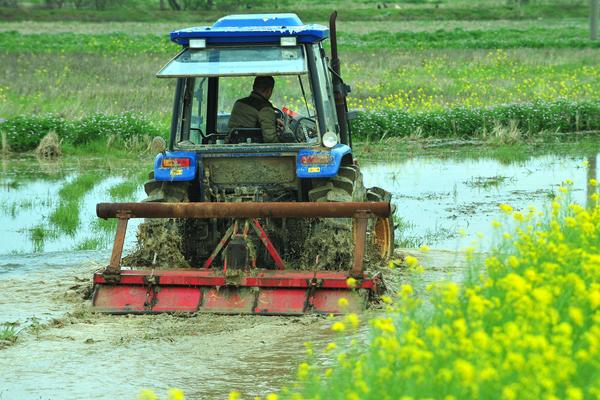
[{"x1": 266, "y1": 182, "x2": 600, "y2": 399}]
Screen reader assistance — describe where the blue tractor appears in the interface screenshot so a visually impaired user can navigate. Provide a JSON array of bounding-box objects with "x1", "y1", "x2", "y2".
[
  {"x1": 144, "y1": 12, "x2": 394, "y2": 266},
  {"x1": 91, "y1": 12, "x2": 394, "y2": 314}
]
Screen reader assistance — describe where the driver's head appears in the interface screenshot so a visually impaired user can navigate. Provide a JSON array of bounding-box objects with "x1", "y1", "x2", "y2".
[{"x1": 253, "y1": 76, "x2": 275, "y2": 100}]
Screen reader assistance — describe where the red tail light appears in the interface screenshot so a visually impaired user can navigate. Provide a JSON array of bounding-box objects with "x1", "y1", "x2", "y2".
[{"x1": 162, "y1": 158, "x2": 191, "y2": 168}]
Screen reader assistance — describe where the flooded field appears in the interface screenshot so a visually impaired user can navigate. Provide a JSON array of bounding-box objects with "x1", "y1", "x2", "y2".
[{"x1": 0, "y1": 140, "x2": 598, "y2": 399}]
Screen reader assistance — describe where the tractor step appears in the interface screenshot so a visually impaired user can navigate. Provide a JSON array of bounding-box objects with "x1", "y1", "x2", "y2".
[{"x1": 92, "y1": 269, "x2": 381, "y2": 315}]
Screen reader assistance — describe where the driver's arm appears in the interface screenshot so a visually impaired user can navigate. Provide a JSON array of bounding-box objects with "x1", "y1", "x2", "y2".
[{"x1": 258, "y1": 106, "x2": 278, "y2": 143}]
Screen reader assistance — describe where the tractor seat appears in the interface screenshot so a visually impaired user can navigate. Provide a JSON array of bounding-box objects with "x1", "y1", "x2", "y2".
[{"x1": 228, "y1": 128, "x2": 264, "y2": 144}]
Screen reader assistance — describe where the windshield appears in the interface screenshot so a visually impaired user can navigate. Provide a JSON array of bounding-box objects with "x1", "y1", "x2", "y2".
[
  {"x1": 158, "y1": 46, "x2": 307, "y2": 77},
  {"x1": 177, "y1": 75, "x2": 318, "y2": 146}
]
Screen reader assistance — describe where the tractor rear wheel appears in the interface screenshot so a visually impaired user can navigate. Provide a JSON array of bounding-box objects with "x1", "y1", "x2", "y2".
[{"x1": 305, "y1": 165, "x2": 395, "y2": 269}]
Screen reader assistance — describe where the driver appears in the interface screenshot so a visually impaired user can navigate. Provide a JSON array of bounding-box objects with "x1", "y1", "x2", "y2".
[{"x1": 227, "y1": 76, "x2": 283, "y2": 143}]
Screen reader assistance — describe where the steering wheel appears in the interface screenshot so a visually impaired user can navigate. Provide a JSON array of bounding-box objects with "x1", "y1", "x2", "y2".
[
  {"x1": 274, "y1": 108, "x2": 285, "y2": 121},
  {"x1": 292, "y1": 117, "x2": 317, "y2": 143},
  {"x1": 274, "y1": 108, "x2": 301, "y2": 143}
]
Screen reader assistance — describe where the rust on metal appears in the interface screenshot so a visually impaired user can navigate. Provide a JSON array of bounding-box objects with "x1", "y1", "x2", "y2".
[
  {"x1": 107, "y1": 214, "x2": 129, "y2": 274},
  {"x1": 350, "y1": 210, "x2": 370, "y2": 277},
  {"x1": 97, "y1": 201, "x2": 390, "y2": 219}
]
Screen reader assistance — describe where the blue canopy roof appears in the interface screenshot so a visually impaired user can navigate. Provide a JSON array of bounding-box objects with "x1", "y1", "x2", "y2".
[{"x1": 170, "y1": 13, "x2": 329, "y2": 46}]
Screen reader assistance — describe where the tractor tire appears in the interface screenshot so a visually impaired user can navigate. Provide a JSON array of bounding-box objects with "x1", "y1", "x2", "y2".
[
  {"x1": 366, "y1": 186, "x2": 395, "y2": 260},
  {"x1": 304, "y1": 165, "x2": 395, "y2": 270}
]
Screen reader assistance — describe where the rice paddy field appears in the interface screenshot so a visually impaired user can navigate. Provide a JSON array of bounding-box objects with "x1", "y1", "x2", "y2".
[{"x1": 0, "y1": 1, "x2": 599, "y2": 399}]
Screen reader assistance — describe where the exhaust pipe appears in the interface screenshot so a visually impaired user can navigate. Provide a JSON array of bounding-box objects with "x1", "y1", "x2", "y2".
[{"x1": 329, "y1": 11, "x2": 351, "y2": 147}]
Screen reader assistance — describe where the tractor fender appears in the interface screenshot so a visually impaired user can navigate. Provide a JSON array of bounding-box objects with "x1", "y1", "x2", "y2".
[
  {"x1": 154, "y1": 151, "x2": 198, "y2": 181},
  {"x1": 296, "y1": 144, "x2": 351, "y2": 178}
]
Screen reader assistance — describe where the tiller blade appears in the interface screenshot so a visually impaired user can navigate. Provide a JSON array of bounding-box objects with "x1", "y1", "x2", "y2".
[
  {"x1": 92, "y1": 269, "x2": 381, "y2": 315},
  {"x1": 92, "y1": 201, "x2": 390, "y2": 315}
]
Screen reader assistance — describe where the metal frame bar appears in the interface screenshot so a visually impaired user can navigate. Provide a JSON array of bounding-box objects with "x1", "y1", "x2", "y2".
[{"x1": 99, "y1": 201, "x2": 389, "y2": 277}]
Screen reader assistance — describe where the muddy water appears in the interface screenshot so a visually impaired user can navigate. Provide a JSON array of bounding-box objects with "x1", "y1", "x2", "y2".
[
  {"x1": 362, "y1": 151, "x2": 599, "y2": 249},
  {"x1": 0, "y1": 248, "x2": 457, "y2": 400},
  {"x1": 1, "y1": 143, "x2": 598, "y2": 399}
]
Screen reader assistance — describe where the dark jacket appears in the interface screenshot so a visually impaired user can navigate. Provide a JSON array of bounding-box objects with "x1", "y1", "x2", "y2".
[{"x1": 227, "y1": 91, "x2": 278, "y2": 143}]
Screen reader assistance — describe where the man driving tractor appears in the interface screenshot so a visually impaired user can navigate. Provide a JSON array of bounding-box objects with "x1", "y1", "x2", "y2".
[{"x1": 227, "y1": 75, "x2": 284, "y2": 143}]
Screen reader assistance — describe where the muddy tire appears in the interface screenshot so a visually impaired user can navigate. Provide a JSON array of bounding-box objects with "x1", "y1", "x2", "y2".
[
  {"x1": 366, "y1": 186, "x2": 395, "y2": 260},
  {"x1": 143, "y1": 177, "x2": 190, "y2": 203},
  {"x1": 304, "y1": 165, "x2": 394, "y2": 269}
]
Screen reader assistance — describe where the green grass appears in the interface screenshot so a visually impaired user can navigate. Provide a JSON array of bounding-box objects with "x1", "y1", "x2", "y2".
[
  {"x1": 28, "y1": 224, "x2": 57, "y2": 252},
  {"x1": 1, "y1": 24, "x2": 597, "y2": 54},
  {"x1": 108, "y1": 180, "x2": 141, "y2": 201},
  {"x1": 0, "y1": 0, "x2": 589, "y2": 22},
  {"x1": 0, "y1": 324, "x2": 19, "y2": 348},
  {"x1": 48, "y1": 172, "x2": 101, "y2": 235},
  {"x1": 75, "y1": 237, "x2": 103, "y2": 250}
]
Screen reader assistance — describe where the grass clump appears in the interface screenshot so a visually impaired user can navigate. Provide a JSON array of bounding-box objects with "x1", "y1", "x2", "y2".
[
  {"x1": 75, "y1": 237, "x2": 103, "y2": 251},
  {"x1": 0, "y1": 323, "x2": 20, "y2": 349},
  {"x1": 49, "y1": 172, "x2": 100, "y2": 235},
  {"x1": 28, "y1": 224, "x2": 57, "y2": 252},
  {"x1": 108, "y1": 180, "x2": 140, "y2": 201},
  {"x1": 271, "y1": 184, "x2": 600, "y2": 399}
]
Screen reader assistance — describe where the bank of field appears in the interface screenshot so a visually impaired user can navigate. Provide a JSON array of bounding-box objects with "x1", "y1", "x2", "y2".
[{"x1": 1, "y1": 18, "x2": 599, "y2": 150}]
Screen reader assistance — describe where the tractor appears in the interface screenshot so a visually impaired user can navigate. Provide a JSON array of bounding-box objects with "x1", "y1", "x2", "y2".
[{"x1": 92, "y1": 12, "x2": 394, "y2": 315}]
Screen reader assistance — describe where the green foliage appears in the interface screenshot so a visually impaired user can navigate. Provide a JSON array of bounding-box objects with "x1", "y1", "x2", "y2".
[
  {"x1": 1, "y1": 113, "x2": 164, "y2": 152},
  {"x1": 352, "y1": 99, "x2": 600, "y2": 139},
  {"x1": 0, "y1": 114, "x2": 65, "y2": 152},
  {"x1": 281, "y1": 194, "x2": 600, "y2": 399}
]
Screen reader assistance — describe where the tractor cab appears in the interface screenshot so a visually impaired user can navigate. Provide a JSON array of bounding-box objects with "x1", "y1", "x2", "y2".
[{"x1": 157, "y1": 13, "x2": 344, "y2": 149}]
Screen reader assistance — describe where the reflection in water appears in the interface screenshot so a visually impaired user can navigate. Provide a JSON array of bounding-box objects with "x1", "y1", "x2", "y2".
[{"x1": 362, "y1": 151, "x2": 600, "y2": 249}]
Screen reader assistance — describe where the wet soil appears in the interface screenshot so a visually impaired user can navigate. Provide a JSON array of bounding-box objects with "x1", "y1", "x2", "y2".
[{"x1": 0, "y1": 248, "x2": 462, "y2": 399}]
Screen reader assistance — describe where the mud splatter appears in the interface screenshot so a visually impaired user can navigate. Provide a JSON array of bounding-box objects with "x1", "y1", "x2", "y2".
[
  {"x1": 300, "y1": 220, "x2": 354, "y2": 270},
  {"x1": 123, "y1": 219, "x2": 190, "y2": 268}
]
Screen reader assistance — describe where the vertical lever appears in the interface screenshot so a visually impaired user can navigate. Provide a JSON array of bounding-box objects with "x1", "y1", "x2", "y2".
[
  {"x1": 106, "y1": 211, "x2": 130, "y2": 274},
  {"x1": 350, "y1": 210, "x2": 370, "y2": 277}
]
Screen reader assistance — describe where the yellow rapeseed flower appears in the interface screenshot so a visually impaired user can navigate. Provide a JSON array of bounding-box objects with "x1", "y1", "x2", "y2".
[
  {"x1": 346, "y1": 277, "x2": 357, "y2": 288},
  {"x1": 499, "y1": 203, "x2": 513, "y2": 213},
  {"x1": 568, "y1": 307, "x2": 584, "y2": 327},
  {"x1": 338, "y1": 297, "x2": 349, "y2": 307},
  {"x1": 228, "y1": 392, "x2": 241, "y2": 400},
  {"x1": 400, "y1": 284, "x2": 414, "y2": 297},
  {"x1": 331, "y1": 321, "x2": 346, "y2": 332},
  {"x1": 405, "y1": 255, "x2": 419, "y2": 267},
  {"x1": 138, "y1": 389, "x2": 158, "y2": 400},
  {"x1": 345, "y1": 313, "x2": 360, "y2": 329},
  {"x1": 168, "y1": 389, "x2": 185, "y2": 400}
]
